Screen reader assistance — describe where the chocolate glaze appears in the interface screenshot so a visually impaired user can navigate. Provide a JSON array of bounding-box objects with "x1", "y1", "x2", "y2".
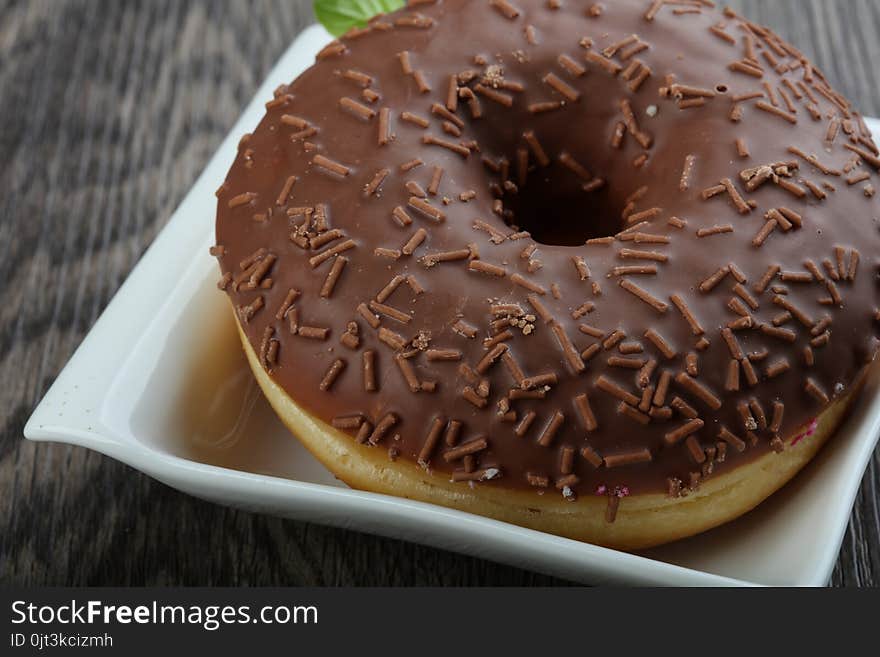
[{"x1": 215, "y1": 0, "x2": 880, "y2": 500}]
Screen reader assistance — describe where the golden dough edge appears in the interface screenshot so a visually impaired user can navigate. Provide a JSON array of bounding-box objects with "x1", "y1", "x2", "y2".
[{"x1": 236, "y1": 318, "x2": 866, "y2": 551}]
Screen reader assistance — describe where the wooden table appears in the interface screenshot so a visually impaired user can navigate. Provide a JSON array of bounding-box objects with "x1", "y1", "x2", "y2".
[{"x1": 2, "y1": 0, "x2": 879, "y2": 586}]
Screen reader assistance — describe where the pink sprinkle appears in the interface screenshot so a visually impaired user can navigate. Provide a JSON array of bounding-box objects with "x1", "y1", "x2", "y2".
[
  {"x1": 596, "y1": 485, "x2": 607, "y2": 495},
  {"x1": 790, "y1": 418, "x2": 818, "y2": 447}
]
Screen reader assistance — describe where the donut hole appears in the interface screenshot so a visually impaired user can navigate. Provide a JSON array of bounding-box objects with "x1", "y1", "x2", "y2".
[
  {"x1": 715, "y1": 84, "x2": 729, "y2": 94},
  {"x1": 502, "y1": 173, "x2": 624, "y2": 246}
]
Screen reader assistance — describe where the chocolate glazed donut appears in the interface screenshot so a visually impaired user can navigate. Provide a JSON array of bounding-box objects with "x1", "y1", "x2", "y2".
[{"x1": 213, "y1": 0, "x2": 880, "y2": 548}]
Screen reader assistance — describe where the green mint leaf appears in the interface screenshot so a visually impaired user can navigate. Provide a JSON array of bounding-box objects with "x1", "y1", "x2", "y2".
[{"x1": 313, "y1": 0, "x2": 406, "y2": 37}]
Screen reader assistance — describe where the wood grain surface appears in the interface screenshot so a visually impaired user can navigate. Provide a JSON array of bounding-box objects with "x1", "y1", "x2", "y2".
[{"x1": 2, "y1": 0, "x2": 879, "y2": 586}]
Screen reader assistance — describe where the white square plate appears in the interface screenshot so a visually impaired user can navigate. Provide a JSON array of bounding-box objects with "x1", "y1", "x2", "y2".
[{"x1": 24, "y1": 24, "x2": 880, "y2": 586}]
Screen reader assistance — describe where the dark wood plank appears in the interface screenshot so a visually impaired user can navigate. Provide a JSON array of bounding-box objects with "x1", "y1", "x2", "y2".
[{"x1": 1, "y1": 0, "x2": 878, "y2": 587}]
